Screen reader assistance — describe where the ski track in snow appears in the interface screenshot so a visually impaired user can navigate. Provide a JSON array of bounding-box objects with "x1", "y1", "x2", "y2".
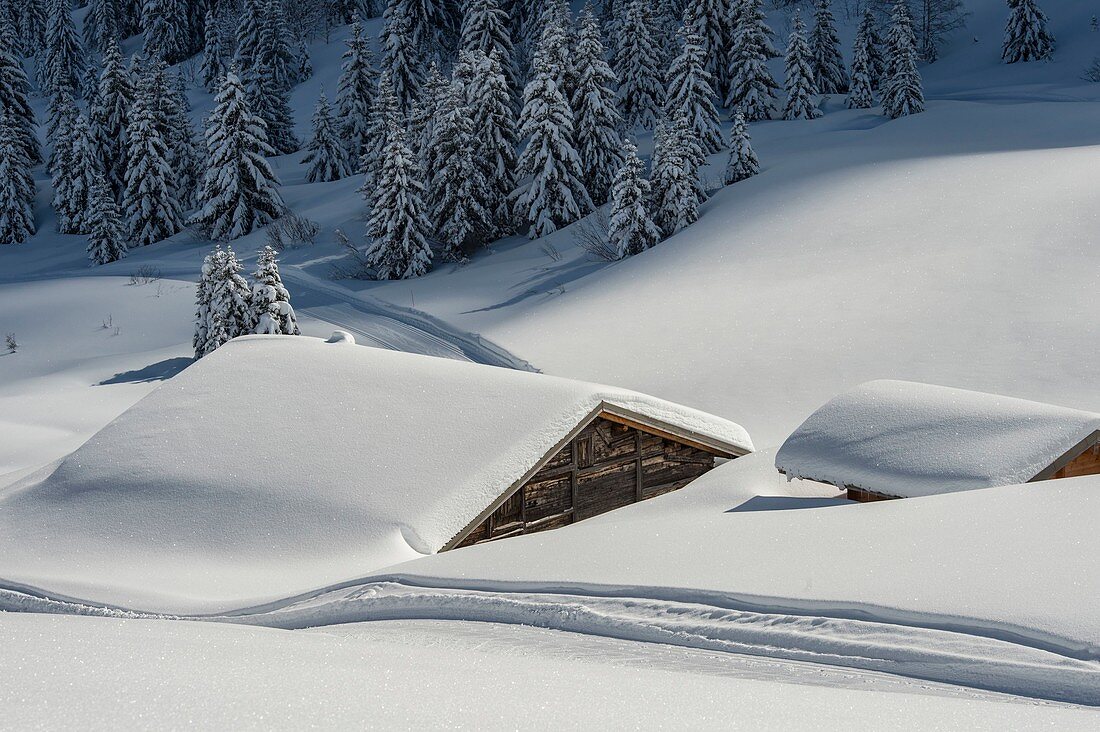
[{"x1": 3, "y1": 579, "x2": 1098, "y2": 707}]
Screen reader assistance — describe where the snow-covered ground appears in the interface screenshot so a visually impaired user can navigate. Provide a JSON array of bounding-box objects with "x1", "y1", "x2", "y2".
[{"x1": 3, "y1": 0, "x2": 1100, "y2": 726}]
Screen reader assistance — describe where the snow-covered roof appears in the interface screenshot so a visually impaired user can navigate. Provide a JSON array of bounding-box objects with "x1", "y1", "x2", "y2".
[
  {"x1": 0, "y1": 336, "x2": 750, "y2": 610},
  {"x1": 774, "y1": 380, "x2": 1100, "y2": 498}
]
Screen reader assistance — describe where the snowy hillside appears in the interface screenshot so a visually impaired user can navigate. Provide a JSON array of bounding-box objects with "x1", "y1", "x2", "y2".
[{"x1": 2, "y1": 0, "x2": 1098, "y2": 726}]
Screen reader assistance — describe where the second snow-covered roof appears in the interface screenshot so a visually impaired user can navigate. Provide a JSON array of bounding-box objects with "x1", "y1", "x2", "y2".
[{"x1": 775, "y1": 380, "x2": 1100, "y2": 498}]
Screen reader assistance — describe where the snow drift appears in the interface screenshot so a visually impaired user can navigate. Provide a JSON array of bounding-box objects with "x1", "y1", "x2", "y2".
[{"x1": 0, "y1": 335, "x2": 750, "y2": 612}]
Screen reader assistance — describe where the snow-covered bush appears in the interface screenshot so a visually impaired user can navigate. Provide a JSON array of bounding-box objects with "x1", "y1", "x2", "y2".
[{"x1": 265, "y1": 214, "x2": 320, "y2": 251}]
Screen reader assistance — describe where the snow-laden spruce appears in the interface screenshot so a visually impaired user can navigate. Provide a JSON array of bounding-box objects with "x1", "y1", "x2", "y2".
[
  {"x1": 142, "y1": 0, "x2": 188, "y2": 64},
  {"x1": 359, "y1": 75, "x2": 399, "y2": 208},
  {"x1": 90, "y1": 39, "x2": 132, "y2": 200},
  {"x1": 809, "y1": 0, "x2": 848, "y2": 95},
  {"x1": 533, "y1": 0, "x2": 576, "y2": 101},
  {"x1": 259, "y1": 0, "x2": 296, "y2": 92},
  {"x1": 200, "y1": 9, "x2": 227, "y2": 93},
  {"x1": 429, "y1": 80, "x2": 491, "y2": 259},
  {"x1": 55, "y1": 113, "x2": 97, "y2": 235},
  {"x1": 651, "y1": 114, "x2": 706, "y2": 238},
  {"x1": 666, "y1": 12, "x2": 723, "y2": 155},
  {"x1": 304, "y1": 90, "x2": 351, "y2": 183},
  {"x1": 782, "y1": 14, "x2": 821, "y2": 121},
  {"x1": 337, "y1": 18, "x2": 378, "y2": 164},
  {"x1": 608, "y1": 140, "x2": 661, "y2": 259},
  {"x1": 848, "y1": 11, "x2": 879, "y2": 109},
  {"x1": 18, "y1": 0, "x2": 46, "y2": 58},
  {"x1": 381, "y1": 0, "x2": 424, "y2": 112},
  {"x1": 883, "y1": 0, "x2": 925, "y2": 119},
  {"x1": 194, "y1": 245, "x2": 252, "y2": 358},
  {"x1": 245, "y1": 62, "x2": 299, "y2": 155},
  {"x1": 615, "y1": 0, "x2": 664, "y2": 130},
  {"x1": 123, "y1": 102, "x2": 183, "y2": 247},
  {"x1": 723, "y1": 110, "x2": 759, "y2": 185},
  {"x1": 0, "y1": 26, "x2": 41, "y2": 167},
  {"x1": 189, "y1": 72, "x2": 285, "y2": 241},
  {"x1": 84, "y1": 0, "x2": 117, "y2": 55},
  {"x1": 363, "y1": 117, "x2": 433, "y2": 279},
  {"x1": 725, "y1": 0, "x2": 779, "y2": 121},
  {"x1": 234, "y1": 0, "x2": 265, "y2": 74},
  {"x1": 42, "y1": 0, "x2": 85, "y2": 96},
  {"x1": 164, "y1": 72, "x2": 201, "y2": 211},
  {"x1": 86, "y1": 172, "x2": 127, "y2": 265},
  {"x1": 467, "y1": 50, "x2": 518, "y2": 237},
  {"x1": 250, "y1": 245, "x2": 300, "y2": 336},
  {"x1": 685, "y1": 0, "x2": 733, "y2": 98},
  {"x1": 854, "y1": 8, "x2": 886, "y2": 89},
  {"x1": 571, "y1": 4, "x2": 623, "y2": 207},
  {"x1": 1002, "y1": 0, "x2": 1055, "y2": 64},
  {"x1": 412, "y1": 61, "x2": 448, "y2": 169},
  {"x1": 512, "y1": 23, "x2": 593, "y2": 239},
  {"x1": 0, "y1": 111, "x2": 35, "y2": 244},
  {"x1": 460, "y1": 0, "x2": 517, "y2": 97}
]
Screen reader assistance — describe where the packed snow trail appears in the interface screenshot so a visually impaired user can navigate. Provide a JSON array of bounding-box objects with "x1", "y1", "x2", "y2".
[{"x1": 3, "y1": 581, "x2": 1097, "y2": 706}]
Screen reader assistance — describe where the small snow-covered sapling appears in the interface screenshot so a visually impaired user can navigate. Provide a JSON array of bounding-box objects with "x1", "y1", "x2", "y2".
[{"x1": 5, "y1": 332, "x2": 17, "y2": 353}]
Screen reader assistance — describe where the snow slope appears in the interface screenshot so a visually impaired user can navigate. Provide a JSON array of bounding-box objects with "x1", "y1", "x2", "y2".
[
  {"x1": 775, "y1": 380, "x2": 1100, "y2": 497},
  {"x1": 5, "y1": 614, "x2": 1094, "y2": 731},
  {"x1": 0, "y1": 335, "x2": 750, "y2": 612}
]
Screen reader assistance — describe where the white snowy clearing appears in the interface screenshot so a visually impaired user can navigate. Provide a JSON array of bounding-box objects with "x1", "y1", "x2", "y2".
[{"x1": 774, "y1": 379, "x2": 1100, "y2": 497}]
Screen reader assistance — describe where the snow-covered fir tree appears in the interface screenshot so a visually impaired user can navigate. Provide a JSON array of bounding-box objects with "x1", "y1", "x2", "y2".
[
  {"x1": 616, "y1": 0, "x2": 664, "y2": 130},
  {"x1": 380, "y1": 0, "x2": 423, "y2": 113},
  {"x1": 666, "y1": 12, "x2": 722, "y2": 155},
  {"x1": 43, "y1": 0, "x2": 85, "y2": 96},
  {"x1": 362, "y1": 117, "x2": 433, "y2": 279},
  {"x1": 651, "y1": 113, "x2": 705, "y2": 238},
  {"x1": 684, "y1": 0, "x2": 732, "y2": 98},
  {"x1": 409, "y1": 60, "x2": 447, "y2": 165},
  {"x1": 200, "y1": 10, "x2": 227, "y2": 93},
  {"x1": 460, "y1": 0, "x2": 517, "y2": 97},
  {"x1": 142, "y1": 0, "x2": 187, "y2": 63},
  {"x1": 164, "y1": 73, "x2": 201, "y2": 210},
  {"x1": 512, "y1": 23, "x2": 593, "y2": 239},
  {"x1": 467, "y1": 50, "x2": 517, "y2": 237},
  {"x1": 809, "y1": 0, "x2": 848, "y2": 94},
  {"x1": 258, "y1": 0, "x2": 295, "y2": 92},
  {"x1": 250, "y1": 245, "x2": 300, "y2": 335},
  {"x1": 0, "y1": 111, "x2": 35, "y2": 244},
  {"x1": 84, "y1": 0, "x2": 118, "y2": 55},
  {"x1": 782, "y1": 14, "x2": 821, "y2": 121},
  {"x1": 46, "y1": 84, "x2": 76, "y2": 176},
  {"x1": 86, "y1": 171, "x2": 127, "y2": 264},
  {"x1": 245, "y1": 62, "x2": 299, "y2": 154},
  {"x1": 337, "y1": 18, "x2": 378, "y2": 163},
  {"x1": 1002, "y1": 0, "x2": 1055, "y2": 64},
  {"x1": 18, "y1": 0, "x2": 47, "y2": 58},
  {"x1": 608, "y1": 140, "x2": 660, "y2": 259},
  {"x1": 725, "y1": 0, "x2": 779, "y2": 121},
  {"x1": 848, "y1": 20, "x2": 876, "y2": 109},
  {"x1": 0, "y1": 29, "x2": 41, "y2": 166},
  {"x1": 723, "y1": 110, "x2": 759, "y2": 184},
  {"x1": 360, "y1": 74, "x2": 398, "y2": 204},
  {"x1": 429, "y1": 80, "x2": 490, "y2": 259},
  {"x1": 90, "y1": 39, "x2": 132, "y2": 201},
  {"x1": 123, "y1": 103, "x2": 183, "y2": 246},
  {"x1": 295, "y1": 37, "x2": 312, "y2": 82},
  {"x1": 55, "y1": 112, "x2": 97, "y2": 234},
  {"x1": 193, "y1": 245, "x2": 252, "y2": 358},
  {"x1": 235, "y1": 0, "x2": 265, "y2": 73},
  {"x1": 532, "y1": 0, "x2": 575, "y2": 103},
  {"x1": 304, "y1": 90, "x2": 351, "y2": 182},
  {"x1": 883, "y1": 0, "x2": 924, "y2": 118},
  {"x1": 854, "y1": 8, "x2": 886, "y2": 88},
  {"x1": 189, "y1": 72, "x2": 285, "y2": 241},
  {"x1": 571, "y1": 3, "x2": 623, "y2": 207}
]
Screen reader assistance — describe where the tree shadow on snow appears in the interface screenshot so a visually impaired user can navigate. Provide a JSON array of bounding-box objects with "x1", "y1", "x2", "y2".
[
  {"x1": 725, "y1": 495, "x2": 846, "y2": 513},
  {"x1": 98, "y1": 357, "x2": 192, "y2": 385}
]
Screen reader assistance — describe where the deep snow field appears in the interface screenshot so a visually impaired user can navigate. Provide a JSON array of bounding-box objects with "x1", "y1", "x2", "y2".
[{"x1": 2, "y1": 0, "x2": 1100, "y2": 728}]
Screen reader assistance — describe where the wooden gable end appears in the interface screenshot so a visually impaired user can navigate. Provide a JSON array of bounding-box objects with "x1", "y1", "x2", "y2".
[{"x1": 450, "y1": 415, "x2": 734, "y2": 550}]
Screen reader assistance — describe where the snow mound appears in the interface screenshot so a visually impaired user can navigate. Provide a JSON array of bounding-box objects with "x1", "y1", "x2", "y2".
[
  {"x1": 774, "y1": 380, "x2": 1100, "y2": 497},
  {"x1": 0, "y1": 335, "x2": 750, "y2": 612},
  {"x1": 324, "y1": 330, "x2": 355, "y2": 344}
]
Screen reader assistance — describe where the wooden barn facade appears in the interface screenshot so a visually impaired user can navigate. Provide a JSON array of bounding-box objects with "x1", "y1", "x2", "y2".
[{"x1": 445, "y1": 406, "x2": 747, "y2": 550}]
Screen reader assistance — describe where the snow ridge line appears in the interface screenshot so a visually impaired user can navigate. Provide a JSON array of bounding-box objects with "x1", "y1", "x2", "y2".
[
  {"x1": 2, "y1": 580, "x2": 1098, "y2": 706},
  {"x1": 221, "y1": 583, "x2": 1100, "y2": 707}
]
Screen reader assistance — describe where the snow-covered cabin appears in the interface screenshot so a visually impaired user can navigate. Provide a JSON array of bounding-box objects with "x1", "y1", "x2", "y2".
[
  {"x1": 7, "y1": 336, "x2": 751, "y2": 577},
  {"x1": 775, "y1": 380, "x2": 1100, "y2": 501}
]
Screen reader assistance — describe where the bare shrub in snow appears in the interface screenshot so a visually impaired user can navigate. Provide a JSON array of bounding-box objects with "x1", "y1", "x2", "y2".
[
  {"x1": 329, "y1": 227, "x2": 373, "y2": 279},
  {"x1": 574, "y1": 208, "x2": 619, "y2": 262},
  {"x1": 5, "y1": 333, "x2": 17, "y2": 353},
  {"x1": 265, "y1": 213, "x2": 320, "y2": 251},
  {"x1": 539, "y1": 240, "x2": 563, "y2": 262},
  {"x1": 1083, "y1": 58, "x2": 1100, "y2": 82},
  {"x1": 128, "y1": 266, "x2": 162, "y2": 285}
]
